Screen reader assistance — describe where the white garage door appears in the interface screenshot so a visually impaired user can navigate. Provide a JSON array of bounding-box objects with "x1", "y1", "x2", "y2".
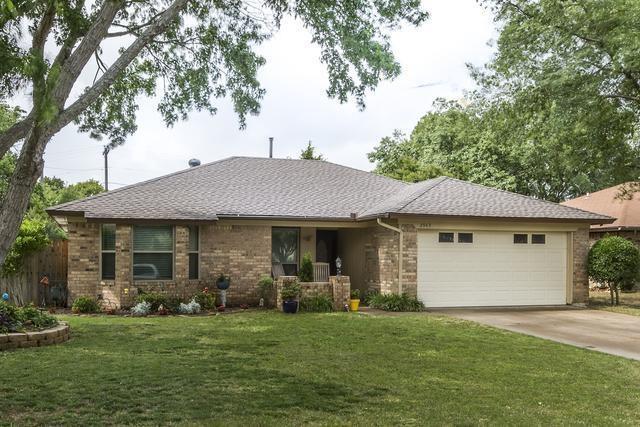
[{"x1": 417, "y1": 230, "x2": 567, "y2": 307}]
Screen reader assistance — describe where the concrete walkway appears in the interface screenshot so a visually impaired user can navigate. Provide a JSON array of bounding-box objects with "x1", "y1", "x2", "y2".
[{"x1": 435, "y1": 307, "x2": 640, "y2": 361}]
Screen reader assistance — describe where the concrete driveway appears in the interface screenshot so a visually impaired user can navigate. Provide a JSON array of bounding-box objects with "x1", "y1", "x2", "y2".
[{"x1": 436, "y1": 307, "x2": 640, "y2": 361}]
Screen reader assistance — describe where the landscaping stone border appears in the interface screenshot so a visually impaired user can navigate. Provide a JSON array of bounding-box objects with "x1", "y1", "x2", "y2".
[{"x1": 0, "y1": 322, "x2": 70, "y2": 350}]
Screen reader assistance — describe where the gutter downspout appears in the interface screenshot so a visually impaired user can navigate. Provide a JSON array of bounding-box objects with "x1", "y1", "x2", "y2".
[{"x1": 376, "y1": 218, "x2": 403, "y2": 294}]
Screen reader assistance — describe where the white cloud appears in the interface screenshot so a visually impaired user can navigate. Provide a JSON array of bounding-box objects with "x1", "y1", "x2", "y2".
[{"x1": 41, "y1": 0, "x2": 496, "y2": 188}]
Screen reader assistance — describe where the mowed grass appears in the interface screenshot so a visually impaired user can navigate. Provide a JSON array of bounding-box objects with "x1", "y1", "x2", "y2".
[
  {"x1": 2, "y1": 312, "x2": 639, "y2": 426},
  {"x1": 590, "y1": 289, "x2": 640, "y2": 317}
]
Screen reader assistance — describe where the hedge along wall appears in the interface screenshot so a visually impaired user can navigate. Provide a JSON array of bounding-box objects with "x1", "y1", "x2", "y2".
[
  {"x1": 275, "y1": 276, "x2": 351, "y2": 311},
  {"x1": 0, "y1": 323, "x2": 70, "y2": 350}
]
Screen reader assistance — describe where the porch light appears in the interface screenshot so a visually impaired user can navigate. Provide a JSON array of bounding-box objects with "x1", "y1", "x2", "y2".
[{"x1": 336, "y1": 257, "x2": 342, "y2": 277}]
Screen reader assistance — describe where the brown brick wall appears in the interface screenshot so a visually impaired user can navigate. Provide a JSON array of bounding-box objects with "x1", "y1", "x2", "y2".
[
  {"x1": 400, "y1": 224, "x2": 418, "y2": 297},
  {"x1": 275, "y1": 276, "x2": 350, "y2": 310},
  {"x1": 66, "y1": 222, "x2": 272, "y2": 309},
  {"x1": 207, "y1": 224, "x2": 272, "y2": 304},
  {"x1": 573, "y1": 227, "x2": 590, "y2": 304},
  {"x1": 67, "y1": 222, "x2": 100, "y2": 303}
]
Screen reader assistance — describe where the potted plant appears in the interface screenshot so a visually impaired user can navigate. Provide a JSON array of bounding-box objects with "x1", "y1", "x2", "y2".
[
  {"x1": 216, "y1": 274, "x2": 230, "y2": 290},
  {"x1": 281, "y1": 280, "x2": 301, "y2": 314},
  {"x1": 349, "y1": 289, "x2": 360, "y2": 312}
]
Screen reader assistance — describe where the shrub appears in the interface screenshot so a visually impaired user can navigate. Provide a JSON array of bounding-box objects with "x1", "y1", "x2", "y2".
[
  {"x1": 16, "y1": 304, "x2": 58, "y2": 329},
  {"x1": 131, "y1": 301, "x2": 151, "y2": 316},
  {"x1": 193, "y1": 290, "x2": 215, "y2": 310},
  {"x1": 0, "y1": 301, "x2": 21, "y2": 332},
  {"x1": 257, "y1": 275, "x2": 274, "y2": 299},
  {"x1": 0, "y1": 301, "x2": 58, "y2": 333},
  {"x1": 135, "y1": 292, "x2": 167, "y2": 312},
  {"x1": 589, "y1": 236, "x2": 640, "y2": 305},
  {"x1": 299, "y1": 295, "x2": 334, "y2": 312},
  {"x1": 72, "y1": 297, "x2": 101, "y2": 314},
  {"x1": 298, "y1": 252, "x2": 313, "y2": 282},
  {"x1": 281, "y1": 280, "x2": 301, "y2": 301},
  {"x1": 363, "y1": 289, "x2": 379, "y2": 306},
  {"x1": 367, "y1": 293, "x2": 424, "y2": 312},
  {"x1": 178, "y1": 299, "x2": 201, "y2": 314},
  {"x1": 350, "y1": 289, "x2": 360, "y2": 300},
  {"x1": 165, "y1": 296, "x2": 185, "y2": 313}
]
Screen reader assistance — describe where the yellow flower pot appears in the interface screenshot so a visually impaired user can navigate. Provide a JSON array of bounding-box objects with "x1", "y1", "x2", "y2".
[{"x1": 349, "y1": 299, "x2": 360, "y2": 312}]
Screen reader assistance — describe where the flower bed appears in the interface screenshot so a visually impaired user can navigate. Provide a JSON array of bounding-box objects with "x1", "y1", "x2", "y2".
[{"x1": 0, "y1": 322, "x2": 70, "y2": 350}]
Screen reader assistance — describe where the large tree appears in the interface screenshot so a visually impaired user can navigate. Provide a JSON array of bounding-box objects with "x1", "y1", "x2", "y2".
[
  {"x1": 0, "y1": 0, "x2": 428, "y2": 265},
  {"x1": 370, "y1": 0, "x2": 640, "y2": 201}
]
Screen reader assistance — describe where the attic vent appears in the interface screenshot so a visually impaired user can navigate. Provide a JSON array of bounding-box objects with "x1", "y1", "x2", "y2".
[{"x1": 188, "y1": 158, "x2": 201, "y2": 167}]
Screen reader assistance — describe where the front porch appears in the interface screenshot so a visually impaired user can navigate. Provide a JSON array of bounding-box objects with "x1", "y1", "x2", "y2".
[{"x1": 271, "y1": 225, "x2": 383, "y2": 295}]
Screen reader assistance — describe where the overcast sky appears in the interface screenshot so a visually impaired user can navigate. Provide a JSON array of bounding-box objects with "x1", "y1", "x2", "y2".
[{"x1": 40, "y1": 0, "x2": 496, "y2": 189}]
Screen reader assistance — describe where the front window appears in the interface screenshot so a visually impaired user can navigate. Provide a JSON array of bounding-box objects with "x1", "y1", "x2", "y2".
[
  {"x1": 188, "y1": 225, "x2": 199, "y2": 280},
  {"x1": 272, "y1": 227, "x2": 299, "y2": 276},
  {"x1": 133, "y1": 225, "x2": 174, "y2": 280},
  {"x1": 101, "y1": 224, "x2": 116, "y2": 280}
]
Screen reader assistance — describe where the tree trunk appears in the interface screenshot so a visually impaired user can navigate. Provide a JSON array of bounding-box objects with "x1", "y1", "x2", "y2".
[
  {"x1": 615, "y1": 286, "x2": 620, "y2": 306},
  {"x1": 609, "y1": 283, "x2": 615, "y2": 306},
  {"x1": 0, "y1": 128, "x2": 50, "y2": 265}
]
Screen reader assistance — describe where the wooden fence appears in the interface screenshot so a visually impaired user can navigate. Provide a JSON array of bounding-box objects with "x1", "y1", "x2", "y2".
[{"x1": 0, "y1": 240, "x2": 68, "y2": 306}]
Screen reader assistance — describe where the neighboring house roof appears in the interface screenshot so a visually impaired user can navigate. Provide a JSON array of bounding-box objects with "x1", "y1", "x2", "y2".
[
  {"x1": 561, "y1": 183, "x2": 640, "y2": 231},
  {"x1": 47, "y1": 156, "x2": 614, "y2": 224}
]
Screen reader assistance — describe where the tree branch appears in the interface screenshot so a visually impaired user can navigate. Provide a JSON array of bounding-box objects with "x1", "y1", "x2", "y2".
[
  {"x1": 51, "y1": 0, "x2": 190, "y2": 135},
  {"x1": 51, "y1": 0, "x2": 124, "y2": 109},
  {"x1": 0, "y1": 113, "x2": 34, "y2": 158}
]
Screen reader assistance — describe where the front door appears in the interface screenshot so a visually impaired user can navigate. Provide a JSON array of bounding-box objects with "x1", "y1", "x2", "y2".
[{"x1": 316, "y1": 230, "x2": 338, "y2": 275}]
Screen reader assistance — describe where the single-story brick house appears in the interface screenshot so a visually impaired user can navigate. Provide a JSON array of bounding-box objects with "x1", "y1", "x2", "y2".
[
  {"x1": 47, "y1": 157, "x2": 613, "y2": 308},
  {"x1": 562, "y1": 183, "x2": 640, "y2": 246}
]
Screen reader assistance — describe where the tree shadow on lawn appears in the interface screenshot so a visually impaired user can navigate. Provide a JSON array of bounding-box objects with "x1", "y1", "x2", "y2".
[{"x1": 2, "y1": 319, "x2": 390, "y2": 424}]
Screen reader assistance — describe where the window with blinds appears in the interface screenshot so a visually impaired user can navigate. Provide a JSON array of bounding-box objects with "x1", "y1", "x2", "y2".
[
  {"x1": 133, "y1": 225, "x2": 174, "y2": 280},
  {"x1": 101, "y1": 224, "x2": 116, "y2": 280},
  {"x1": 188, "y1": 225, "x2": 199, "y2": 280}
]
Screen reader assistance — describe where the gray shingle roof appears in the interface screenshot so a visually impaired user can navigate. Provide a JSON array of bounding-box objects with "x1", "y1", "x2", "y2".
[
  {"x1": 47, "y1": 157, "x2": 614, "y2": 223},
  {"x1": 359, "y1": 176, "x2": 614, "y2": 222},
  {"x1": 47, "y1": 157, "x2": 406, "y2": 221}
]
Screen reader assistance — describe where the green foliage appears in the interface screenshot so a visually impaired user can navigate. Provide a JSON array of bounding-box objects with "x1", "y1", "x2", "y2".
[
  {"x1": 369, "y1": 96, "x2": 640, "y2": 202},
  {"x1": 589, "y1": 236, "x2": 640, "y2": 305},
  {"x1": 1, "y1": 218, "x2": 50, "y2": 277},
  {"x1": 350, "y1": 289, "x2": 360, "y2": 300},
  {"x1": 193, "y1": 290, "x2": 215, "y2": 311},
  {"x1": 298, "y1": 252, "x2": 314, "y2": 282},
  {"x1": 1, "y1": 147, "x2": 104, "y2": 276},
  {"x1": 367, "y1": 293, "x2": 424, "y2": 312},
  {"x1": 299, "y1": 295, "x2": 334, "y2": 312},
  {"x1": 0, "y1": 301, "x2": 58, "y2": 333},
  {"x1": 371, "y1": 1, "x2": 640, "y2": 201},
  {"x1": 135, "y1": 292, "x2": 168, "y2": 312},
  {"x1": 257, "y1": 275, "x2": 274, "y2": 306},
  {"x1": 281, "y1": 280, "x2": 301, "y2": 301},
  {"x1": 71, "y1": 297, "x2": 101, "y2": 314},
  {"x1": 14, "y1": 303, "x2": 58, "y2": 330},
  {"x1": 300, "y1": 141, "x2": 325, "y2": 161}
]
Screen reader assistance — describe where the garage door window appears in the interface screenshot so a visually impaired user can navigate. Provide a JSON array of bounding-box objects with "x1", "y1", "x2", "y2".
[
  {"x1": 513, "y1": 234, "x2": 528, "y2": 244},
  {"x1": 438, "y1": 232, "x2": 454, "y2": 243},
  {"x1": 532, "y1": 234, "x2": 546, "y2": 244},
  {"x1": 458, "y1": 233, "x2": 473, "y2": 243}
]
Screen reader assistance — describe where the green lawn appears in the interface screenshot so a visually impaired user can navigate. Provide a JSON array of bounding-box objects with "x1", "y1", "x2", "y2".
[
  {"x1": 590, "y1": 289, "x2": 640, "y2": 317},
  {"x1": 2, "y1": 312, "x2": 639, "y2": 426}
]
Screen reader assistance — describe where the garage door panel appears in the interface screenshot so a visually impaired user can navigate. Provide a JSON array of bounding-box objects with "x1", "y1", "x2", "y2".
[{"x1": 417, "y1": 230, "x2": 567, "y2": 307}]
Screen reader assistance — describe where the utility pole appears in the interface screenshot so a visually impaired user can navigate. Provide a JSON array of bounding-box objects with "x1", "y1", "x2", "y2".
[{"x1": 103, "y1": 145, "x2": 110, "y2": 191}]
